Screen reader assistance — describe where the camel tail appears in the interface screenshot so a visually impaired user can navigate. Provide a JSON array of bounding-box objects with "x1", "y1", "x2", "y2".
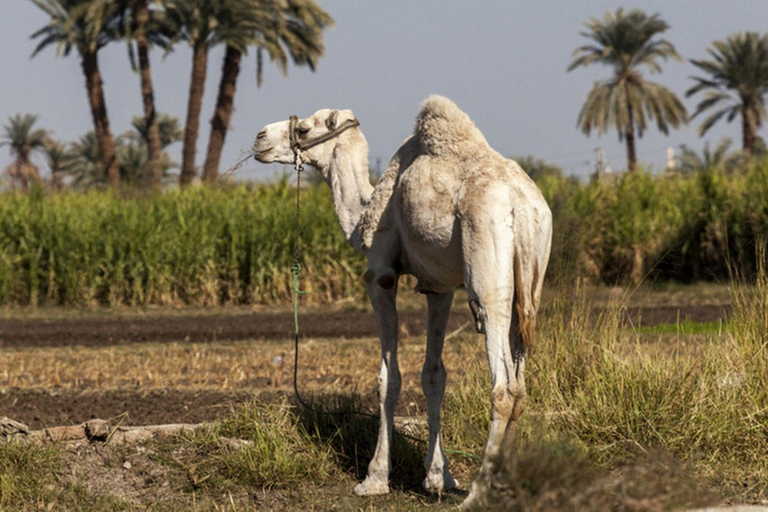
[{"x1": 513, "y1": 251, "x2": 540, "y2": 353}]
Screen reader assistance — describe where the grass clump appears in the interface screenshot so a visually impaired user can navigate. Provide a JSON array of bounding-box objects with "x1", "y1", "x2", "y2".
[
  {"x1": 531, "y1": 275, "x2": 767, "y2": 502},
  {"x1": 216, "y1": 398, "x2": 337, "y2": 488},
  {"x1": 157, "y1": 397, "x2": 338, "y2": 494},
  {"x1": 0, "y1": 442, "x2": 59, "y2": 508},
  {"x1": 481, "y1": 436, "x2": 715, "y2": 512},
  {"x1": 0, "y1": 442, "x2": 129, "y2": 511},
  {"x1": 163, "y1": 401, "x2": 330, "y2": 493}
]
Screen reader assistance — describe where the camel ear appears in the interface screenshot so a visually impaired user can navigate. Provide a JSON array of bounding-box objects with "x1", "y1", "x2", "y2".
[
  {"x1": 326, "y1": 109, "x2": 357, "y2": 131},
  {"x1": 339, "y1": 109, "x2": 357, "y2": 126},
  {"x1": 326, "y1": 110, "x2": 339, "y2": 131}
]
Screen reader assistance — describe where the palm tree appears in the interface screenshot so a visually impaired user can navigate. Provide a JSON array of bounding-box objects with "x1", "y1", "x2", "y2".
[
  {"x1": 64, "y1": 131, "x2": 106, "y2": 189},
  {"x1": 123, "y1": 113, "x2": 184, "y2": 182},
  {"x1": 31, "y1": 0, "x2": 122, "y2": 186},
  {"x1": 164, "y1": 0, "x2": 222, "y2": 186},
  {"x1": 120, "y1": 0, "x2": 167, "y2": 189},
  {"x1": 568, "y1": 8, "x2": 688, "y2": 171},
  {"x1": 201, "y1": 0, "x2": 334, "y2": 183},
  {"x1": 65, "y1": 115, "x2": 182, "y2": 189},
  {"x1": 686, "y1": 32, "x2": 768, "y2": 154},
  {"x1": 676, "y1": 137, "x2": 747, "y2": 175},
  {"x1": 1, "y1": 114, "x2": 49, "y2": 191},
  {"x1": 44, "y1": 139, "x2": 76, "y2": 189}
]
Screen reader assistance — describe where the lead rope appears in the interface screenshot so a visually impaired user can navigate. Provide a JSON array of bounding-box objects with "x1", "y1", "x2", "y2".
[{"x1": 288, "y1": 134, "x2": 479, "y2": 462}]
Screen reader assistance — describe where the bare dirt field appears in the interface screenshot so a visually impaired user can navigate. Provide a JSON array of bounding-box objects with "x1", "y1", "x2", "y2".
[
  {"x1": 2, "y1": 284, "x2": 760, "y2": 510},
  {"x1": 0, "y1": 302, "x2": 731, "y2": 348},
  {"x1": 0, "y1": 294, "x2": 731, "y2": 429}
]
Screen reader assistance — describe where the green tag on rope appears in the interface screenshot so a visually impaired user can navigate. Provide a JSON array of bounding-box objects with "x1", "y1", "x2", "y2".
[{"x1": 291, "y1": 262, "x2": 308, "y2": 335}]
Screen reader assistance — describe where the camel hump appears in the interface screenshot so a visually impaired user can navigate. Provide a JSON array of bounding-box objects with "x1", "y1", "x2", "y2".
[{"x1": 415, "y1": 95, "x2": 489, "y2": 155}]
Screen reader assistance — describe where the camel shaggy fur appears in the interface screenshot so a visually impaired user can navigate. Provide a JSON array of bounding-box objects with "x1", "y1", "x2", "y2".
[{"x1": 252, "y1": 95, "x2": 552, "y2": 507}]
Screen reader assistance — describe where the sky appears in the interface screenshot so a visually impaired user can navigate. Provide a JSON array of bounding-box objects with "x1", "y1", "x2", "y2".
[{"x1": 1, "y1": 1, "x2": 767, "y2": 182}]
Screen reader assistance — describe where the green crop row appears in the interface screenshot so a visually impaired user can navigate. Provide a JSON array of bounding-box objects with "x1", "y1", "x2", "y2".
[
  {"x1": 540, "y1": 157, "x2": 768, "y2": 284},
  {"x1": 0, "y1": 180, "x2": 364, "y2": 307},
  {"x1": 1, "y1": 159, "x2": 767, "y2": 307}
]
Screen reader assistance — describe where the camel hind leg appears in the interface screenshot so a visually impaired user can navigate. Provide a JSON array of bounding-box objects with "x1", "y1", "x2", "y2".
[{"x1": 459, "y1": 206, "x2": 526, "y2": 508}]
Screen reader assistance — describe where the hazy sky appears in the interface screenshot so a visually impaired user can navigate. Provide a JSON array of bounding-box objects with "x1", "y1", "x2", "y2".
[{"x1": 2, "y1": 1, "x2": 767, "y2": 181}]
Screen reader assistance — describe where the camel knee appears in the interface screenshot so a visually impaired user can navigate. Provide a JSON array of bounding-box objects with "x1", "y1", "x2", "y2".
[
  {"x1": 377, "y1": 363, "x2": 401, "y2": 402},
  {"x1": 421, "y1": 360, "x2": 446, "y2": 395},
  {"x1": 491, "y1": 385, "x2": 526, "y2": 423},
  {"x1": 364, "y1": 268, "x2": 397, "y2": 291}
]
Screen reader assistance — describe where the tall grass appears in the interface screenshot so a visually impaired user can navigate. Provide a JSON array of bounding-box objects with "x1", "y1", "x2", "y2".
[
  {"x1": 1, "y1": 157, "x2": 767, "y2": 306},
  {"x1": 0, "y1": 181, "x2": 364, "y2": 307},
  {"x1": 539, "y1": 157, "x2": 768, "y2": 284},
  {"x1": 441, "y1": 271, "x2": 768, "y2": 503}
]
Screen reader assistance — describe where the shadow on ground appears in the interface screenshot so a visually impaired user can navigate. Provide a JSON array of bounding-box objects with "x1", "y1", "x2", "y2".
[{"x1": 291, "y1": 391, "x2": 468, "y2": 504}]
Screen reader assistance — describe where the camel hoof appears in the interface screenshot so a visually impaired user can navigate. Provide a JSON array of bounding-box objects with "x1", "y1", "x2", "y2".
[
  {"x1": 459, "y1": 480, "x2": 487, "y2": 510},
  {"x1": 422, "y1": 471, "x2": 457, "y2": 493},
  {"x1": 459, "y1": 492, "x2": 479, "y2": 510},
  {"x1": 354, "y1": 477, "x2": 390, "y2": 496}
]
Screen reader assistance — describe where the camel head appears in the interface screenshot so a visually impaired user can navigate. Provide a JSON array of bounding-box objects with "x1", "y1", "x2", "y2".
[{"x1": 252, "y1": 109, "x2": 360, "y2": 170}]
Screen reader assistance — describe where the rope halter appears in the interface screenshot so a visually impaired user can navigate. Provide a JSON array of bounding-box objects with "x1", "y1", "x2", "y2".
[{"x1": 288, "y1": 111, "x2": 360, "y2": 173}]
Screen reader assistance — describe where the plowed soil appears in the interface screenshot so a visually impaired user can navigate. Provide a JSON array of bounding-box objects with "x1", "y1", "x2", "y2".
[
  {"x1": 0, "y1": 304, "x2": 730, "y2": 348},
  {"x1": 0, "y1": 303, "x2": 730, "y2": 429}
]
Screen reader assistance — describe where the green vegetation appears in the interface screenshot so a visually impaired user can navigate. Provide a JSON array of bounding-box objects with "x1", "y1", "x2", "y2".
[
  {"x1": 538, "y1": 156, "x2": 768, "y2": 284},
  {"x1": 161, "y1": 397, "x2": 337, "y2": 490},
  {"x1": 0, "y1": 442, "x2": 129, "y2": 511},
  {"x1": 1, "y1": 156, "x2": 768, "y2": 307},
  {"x1": 0, "y1": 181, "x2": 363, "y2": 306}
]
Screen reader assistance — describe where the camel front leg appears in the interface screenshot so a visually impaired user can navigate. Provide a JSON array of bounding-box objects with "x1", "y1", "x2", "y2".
[
  {"x1": 422, "y1": 291, "x2": 457, "y2": 493},
  {"x1": 355, "y1": 274, "x2": 400, "y2": 496}
]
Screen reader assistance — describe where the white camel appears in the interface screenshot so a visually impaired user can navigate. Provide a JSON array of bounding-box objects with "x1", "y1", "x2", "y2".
[{"x1": 252, "y1": 95, "x2": 552, "y2": 507}]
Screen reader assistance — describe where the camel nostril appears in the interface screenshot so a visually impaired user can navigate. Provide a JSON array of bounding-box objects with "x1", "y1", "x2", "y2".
[{"x1": 256, "y1": 131, "x2": 266, "y2": 140}]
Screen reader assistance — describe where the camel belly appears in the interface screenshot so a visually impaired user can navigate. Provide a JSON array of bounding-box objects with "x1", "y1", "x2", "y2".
[
  {"x1": 397, "y1": 214, "x2": 464, "y2": 294},
  {"x1": 394, "y1": 155, "x2": 466, "y2": 293}
]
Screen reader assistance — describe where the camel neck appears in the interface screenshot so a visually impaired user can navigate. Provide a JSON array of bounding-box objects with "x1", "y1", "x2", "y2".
[{"x1": 322, "y1": 134, "x2": 373, "y2": 254}]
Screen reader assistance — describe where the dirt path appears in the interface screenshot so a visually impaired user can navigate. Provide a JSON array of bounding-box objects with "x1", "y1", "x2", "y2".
[{"x1": 0, "y1": 304, "x2": 730, "y2": 348}]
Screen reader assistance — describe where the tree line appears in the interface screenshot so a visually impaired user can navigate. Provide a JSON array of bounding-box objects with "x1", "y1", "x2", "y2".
[
  {"x1": 569, "y1": 8, "x2": 768, "y2": 171},
  {"x1": 3, "y1": 6, "x2": 768, "y2": 190},
  {"x1": 2, "y1": 0, "x2": 332, "y2": 191}
]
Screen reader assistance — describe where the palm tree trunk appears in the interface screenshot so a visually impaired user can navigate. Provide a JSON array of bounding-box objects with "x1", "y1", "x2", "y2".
[
  {"x1": 133, "y1": 0, "x2": 162, "y2": 189},
  {"x1": 202, "y1": 45, "x2": 242, "y2": 184},
  {"x1": 81, "y1": 52, "x2": 120, "y2": 187},
  {"x1": 180, "y1": 43, "x2": 208, "y2": 186},
  {"x1": 626, "y1": 104, "x2": 638, "y2": 171},
  {"x1": 742, "y1": 107, "x2": 756, "y2": 154}
]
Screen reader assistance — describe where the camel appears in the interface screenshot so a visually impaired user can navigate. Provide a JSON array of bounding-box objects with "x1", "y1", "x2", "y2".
[{"x1": 251, "y1": 95, "x2": 552, "y2": 507}]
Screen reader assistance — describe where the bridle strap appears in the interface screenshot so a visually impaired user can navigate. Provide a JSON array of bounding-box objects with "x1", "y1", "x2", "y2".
[{"x1": 289, "y1": 115, "x2": 360, "y2": 154}]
